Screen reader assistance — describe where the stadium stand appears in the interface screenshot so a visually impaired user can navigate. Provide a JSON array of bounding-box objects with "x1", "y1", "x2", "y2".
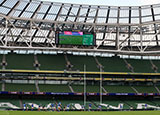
[
  {"x1": 85, "y1": 85, "x2": 100, "y2": 93},
  {"x1": 152, "y1": 60, "x2": 160, "y2": 72},
  {"x1": 1, "y1": 0, "x2": 160, "y2": 112},
  {"x1": 126, "y1": 59, "x2": 154, "y2": 73},
  {"x1": 71, "y1": 85, "x2": 84, "y2": 93},
  {"x1": 94, "y1": 56, "x2": 131, "y2": 72},
  {"x1": 103, "y1": 85, "x2": 136, "y2": 93},
  {"x1": 5, "y1": 83, "x2": 37, "y2": 92},
  {"x1": 133, "y1": 86, "x2": 158, "y2": 93},
  {"x1": 37, "y1": 54, "x2": 66, "y2": 71},
  {"x1": 39, "y1": 84, "x2": 71, "y2": 93},
  {"x1": 5, "y1": 54, "x2": 35, "y2": 70},
  {"x1": 67, "y1": 55, "x2": 99, "y2": 71},
  {"x1": 3, "y1": 82, "x2": 159, "y2": 93},
  {"x1": 71, "y1": 85, "x2": 100, "y2": 93},
  {"x1": 0, "y1": 53, "x2": 159, "y2": 73}
]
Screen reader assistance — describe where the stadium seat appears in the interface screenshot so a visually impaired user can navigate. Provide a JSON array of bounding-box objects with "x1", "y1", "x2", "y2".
[
  {"x1": 67, "y1": 55, "x2": 99, "y2": 71},
  {"x1": 133, "y1": 85, "x2": 158, "y2": 93},
  {"x1": 152, "y1": 60, "x2": 160, "y2": 72},
  {"x1": 72, "y1": 85, "x2": 102, "y2": 93},
  {"x1": 5, "y1": 54, "x2": 34, "y2": 70},
  {"x1": 37, "y1": 54, "x2": 66, "y2": 70},
  {"x1": 126, "y1": 59, "x2": 154, "y2": 73},
  {"x1": 39, "y1": 84, "x2": 71, "y2": 92},
  {"x1": 5, "y1": 83, "x2": 37, "y2": 92},
  {"x1": 103, "y1": 85, "x2": 135, "y2": 93},
  {"x1": 96, "y1": 56, "x2": 130, "y2": 72}
]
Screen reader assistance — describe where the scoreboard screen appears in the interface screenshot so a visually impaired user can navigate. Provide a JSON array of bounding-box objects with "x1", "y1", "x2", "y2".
[{"x1": 56, "y1": 31, "x2": 95, "y2": 45}]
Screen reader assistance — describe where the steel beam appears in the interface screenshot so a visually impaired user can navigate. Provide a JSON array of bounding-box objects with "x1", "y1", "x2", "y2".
[{"x1": 151, "y1": 5, "x2": 159, "y2": 46}]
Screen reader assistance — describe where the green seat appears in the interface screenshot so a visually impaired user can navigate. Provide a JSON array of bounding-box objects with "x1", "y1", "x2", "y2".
[
  {"x1": 133, "y1": 86, "x2": 158, "y2": 93},
  {"x1": 6, "y1": 54, "x2": 34, "y2": 70},
  {"x1": 37, "y1": 54, "x2": 66, "y2": 70},
  {"x1": 126, "y1": 59, "x2": 154, "y2": 73},
  {"x1": 97, "y1": 56, "x2": 130, "y2": 72},
  {"x1": 72, "y1": 85, "x2": 83, "y2": 92},
  {"x1": 5, "y1": 83, "x2": 36, "y2": 92},
  {"x1": 72, "y1": 85, "x2": 101, "y2": 93},
  {"x1": 67, "y1": 55, "x2": 98, "y2": 72},
  {"x1": 39, "y1": 84, "x2": 71, "y2": 92},
  {"x1": 103, "y1": 85, "x2": 135, "y2": 93},
  {"x1": 152, "y1": 60, "x2": 160, "y2": 72}
]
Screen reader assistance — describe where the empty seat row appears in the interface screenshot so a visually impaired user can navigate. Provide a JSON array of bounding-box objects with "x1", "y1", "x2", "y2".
[
  {"x1": 1, "y1": 83, "x2": 159, "y2": 93},
  {"x1": 1, "y1": 54, "x2": 160, "y2": 73}
]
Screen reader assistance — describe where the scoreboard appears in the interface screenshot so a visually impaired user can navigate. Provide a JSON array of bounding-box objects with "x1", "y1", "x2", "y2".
[{"x1": 56, "y1": 31, "x2": 95, "y2": 45}]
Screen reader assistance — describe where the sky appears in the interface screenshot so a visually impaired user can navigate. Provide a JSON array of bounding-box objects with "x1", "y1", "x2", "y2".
[{"x1": 41, "y1": 0, "x2": 160, "y2": 6}]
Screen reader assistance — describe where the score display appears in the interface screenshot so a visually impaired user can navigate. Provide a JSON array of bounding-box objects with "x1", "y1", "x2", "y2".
[{"x1": 56, "y1": 31, "x2": 95, "y2": 45}]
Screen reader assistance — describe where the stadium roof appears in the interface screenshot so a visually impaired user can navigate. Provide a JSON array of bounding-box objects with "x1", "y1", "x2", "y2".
[
  {"x1": 41, "y1": 0, "x2": 160, "y2": 6},
  {"x1": 1, "y1": 0, "x2": 160, "y2": 55}
]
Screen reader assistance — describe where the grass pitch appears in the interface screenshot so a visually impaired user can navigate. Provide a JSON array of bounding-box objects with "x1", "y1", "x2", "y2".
[{"x1": 0, "y1": 111, "x2": 160, "y2": 115}]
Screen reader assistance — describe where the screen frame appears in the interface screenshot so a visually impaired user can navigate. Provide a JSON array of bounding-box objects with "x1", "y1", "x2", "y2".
[{"x1": 55, "y1": 31, "x2": 96, "y2": 46}]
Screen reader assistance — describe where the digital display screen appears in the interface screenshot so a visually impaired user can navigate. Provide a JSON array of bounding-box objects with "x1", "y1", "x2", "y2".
[{"x1": 56, "y1": 31, "x2": 95, "y2": 45}]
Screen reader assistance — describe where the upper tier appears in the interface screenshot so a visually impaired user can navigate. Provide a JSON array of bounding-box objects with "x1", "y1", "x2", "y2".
[
  {"x1": 0, "y1": 53, "x2": 160, "y2": 73},
  {"x1": 1, "y1": 0, "x2": 160, "y2": 25}
]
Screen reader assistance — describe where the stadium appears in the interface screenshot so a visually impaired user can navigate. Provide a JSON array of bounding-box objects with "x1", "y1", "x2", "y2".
[{"x1": 0, "y1": 0, "x2": 160, "y2": 114}]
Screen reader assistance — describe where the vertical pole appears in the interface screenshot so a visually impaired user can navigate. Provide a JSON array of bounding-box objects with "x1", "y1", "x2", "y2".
[
  {"x1": 139, "y1": 7, "x2": 143, "y2": 52},
  {"x1": 100, "y1": 67, "x2": 102, "y2": 104},
  {"x1": 84, "y1": 64, "x2": 86, "y2": 109},
  {"x1": 116, "y1": 7, "x2": 120, "y2": 50}
]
